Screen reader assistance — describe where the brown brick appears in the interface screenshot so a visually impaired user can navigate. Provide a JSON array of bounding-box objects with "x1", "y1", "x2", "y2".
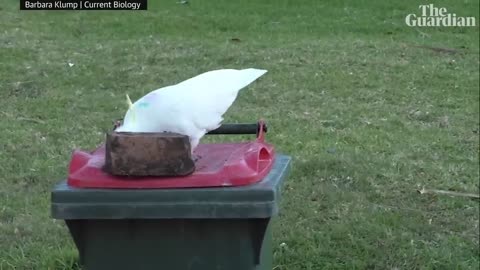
[{"x1": 104, "y1": 132, "x2": 195, "y2": 177}]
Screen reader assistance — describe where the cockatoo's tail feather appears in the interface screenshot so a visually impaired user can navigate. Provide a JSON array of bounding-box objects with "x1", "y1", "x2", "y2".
[{"x1": 115, "y1": 68, "x2": 267, "y2": 150}]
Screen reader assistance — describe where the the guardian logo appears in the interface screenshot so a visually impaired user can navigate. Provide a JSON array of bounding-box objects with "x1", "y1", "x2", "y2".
[{"x1": 405, "y1": 4, "x2": 476, "y2": 27}]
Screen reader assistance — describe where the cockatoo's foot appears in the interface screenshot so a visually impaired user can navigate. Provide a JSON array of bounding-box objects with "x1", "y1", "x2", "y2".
[
  {"x1": 193, "y1": 154, "x2": 203, "y2": 163},
  {"x1": 190, "y1": 137, "x2": 201, "y2": 162},
  {"x1": 112, "y1": 119, "x2": 123, "y2": 131}
]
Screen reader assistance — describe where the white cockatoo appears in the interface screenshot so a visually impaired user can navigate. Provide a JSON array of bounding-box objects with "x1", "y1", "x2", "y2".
[{"x1": 115, "y1": 68, "x2": 267, "y2": 152}]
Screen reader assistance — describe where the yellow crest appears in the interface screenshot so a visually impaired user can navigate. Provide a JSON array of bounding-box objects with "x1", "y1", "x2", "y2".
[{"x1": 126, "y1": 94, "x2": 136, "y2": 123}]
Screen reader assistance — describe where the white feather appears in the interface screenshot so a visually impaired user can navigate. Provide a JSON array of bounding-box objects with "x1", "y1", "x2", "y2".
[{"x1": 115, "y1": 68, "x2": 267, "y2": 150}]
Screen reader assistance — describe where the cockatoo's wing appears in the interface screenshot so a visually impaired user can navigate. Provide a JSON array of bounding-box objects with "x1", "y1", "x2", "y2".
[{"x1": 116, "y1": 68, "x2": 267, "y2": 149}]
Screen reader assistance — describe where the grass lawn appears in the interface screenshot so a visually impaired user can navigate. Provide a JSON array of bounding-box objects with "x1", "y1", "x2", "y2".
[{"x1": 0, "y1": 0, "x2": 479, "y2": 269}]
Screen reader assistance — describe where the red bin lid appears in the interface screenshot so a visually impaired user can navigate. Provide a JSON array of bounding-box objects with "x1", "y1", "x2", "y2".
[{"x1": 67, "y1": 136, "x2": 275, "y2": 189}]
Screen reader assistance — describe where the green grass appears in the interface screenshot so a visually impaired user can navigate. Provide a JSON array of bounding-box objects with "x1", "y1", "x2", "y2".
[{"x1": 0, "y1": 0, "x2": 479, "y2": 269}]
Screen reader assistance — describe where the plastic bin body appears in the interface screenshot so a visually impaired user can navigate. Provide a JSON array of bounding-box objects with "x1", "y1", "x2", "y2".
[{"x1": 51, "y1": 155, "x2": 291, "y2": 270}]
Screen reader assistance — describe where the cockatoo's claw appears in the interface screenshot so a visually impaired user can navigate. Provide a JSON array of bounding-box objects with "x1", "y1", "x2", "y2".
[
  {"x1": 113, "y1": 119, "x2": 123, "y2": 131},
  {"x1": 193, "y1": 154, "x2": 202, "y2": 163}
]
